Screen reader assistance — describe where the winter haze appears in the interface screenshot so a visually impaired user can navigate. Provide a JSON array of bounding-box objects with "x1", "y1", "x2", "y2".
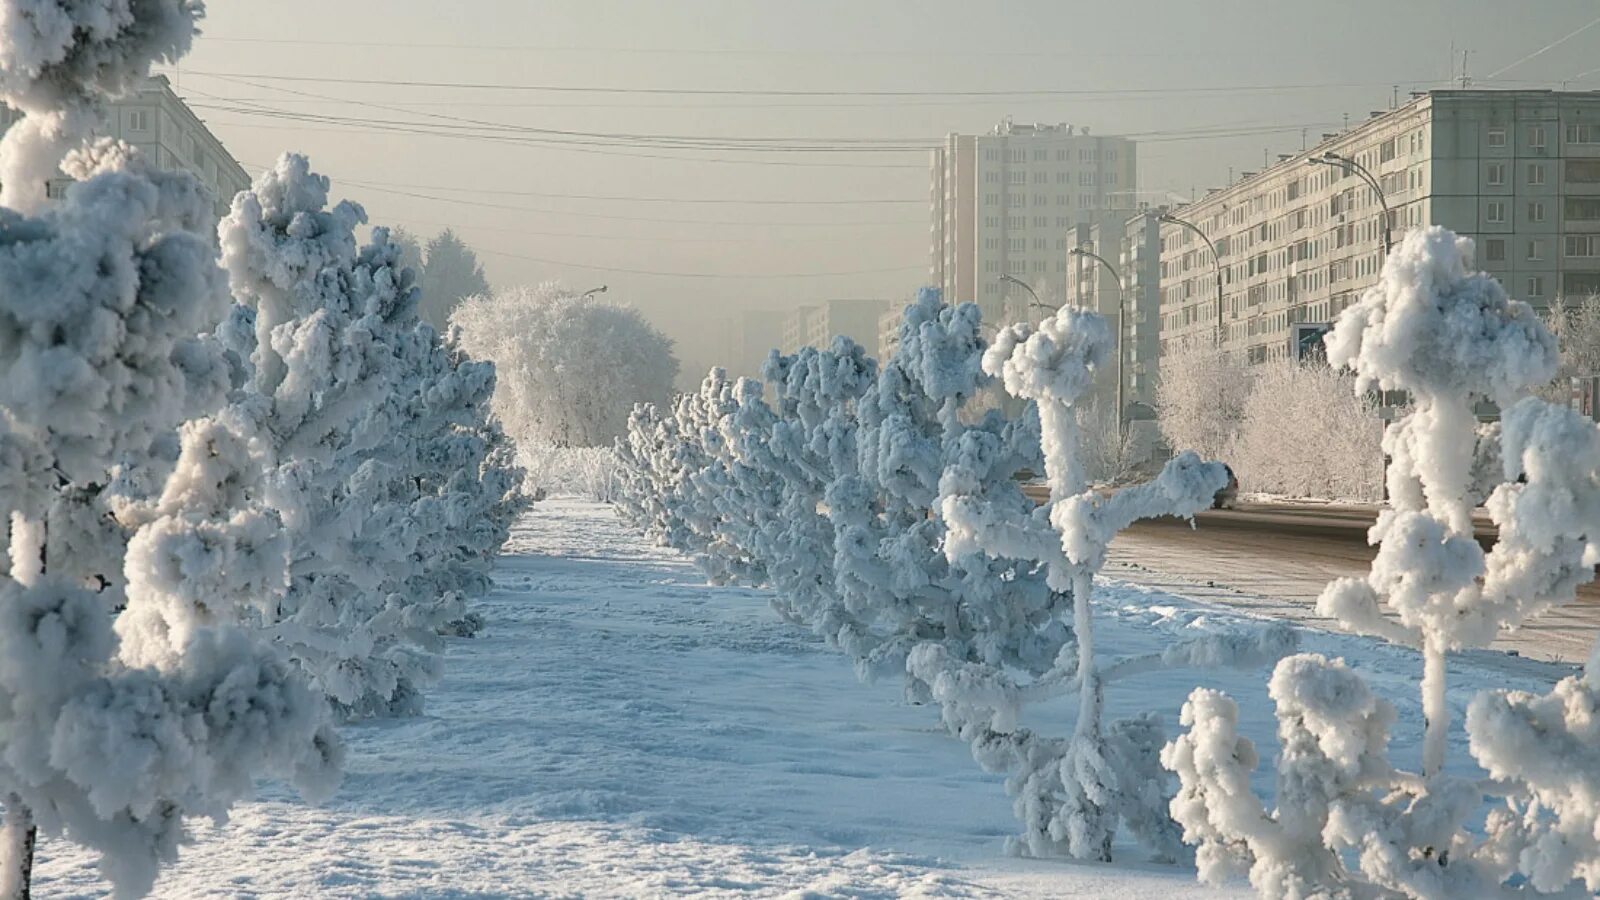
[{"x1": 166, "y1": 0, "x2": 1599, "y2": 386}]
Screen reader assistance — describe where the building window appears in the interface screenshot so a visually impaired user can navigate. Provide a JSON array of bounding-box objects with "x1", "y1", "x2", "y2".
[
  {"x1": 1008, "y1": 238, "x2": 1025, "y2": 252},
  {"x1": 1033, "y1": 216, "x2": 1048, "y2": 227},
  {"x1": 985, "y1": 171, "x2": 1001, "y2": 184},
  {"x1": 1530, "y1": 201, "x2": 1547, "y2": 222},
  {"x1": 1008, "y1": 193, "x2": 1025, "y2": 206},
  {"x1": 984, "y1": 148, "x2": 999, "y2": 161},
  {"x1": 984, "y1": 216, "x2": 1000, "y2": 228},
  {"x1": 1079, "y1": 194, "x2": 1094, "y2": 208},
  {"x1": 1034, "y1": 194, "x2": 1047, "y2": 206},
  {"x1": 1569, "y1": 123, "x2": 1600, "y2": 144},
  {"x1": 1529, "y1": 163, "x2": 1546, "y2": 186},
  {"x1": 1056, "y1": 195, "x2": 1068, "y2": 206},
  {"x1": 1531, "y1": 125, "x2": 1547, "y2": 148},
  {"x1": 1033, "y1": 260, "x2": 1047, "y2": 273},
  {"x1": 1033, "y1": 237, "x2": 1048, "y2": 250},
  {"x1": 1105, "y1": 148, "x2": 1118, "y2": 161},
  {"x1": 1528, "y1": 239, "x2": 1544, "y2": 261},
  {"x1": 1008, "y1": 215, "x2": 1025, "y2": 228},
  {"x1": 1487, "y1": 201, "x2": 1507, "y2": 223},
  {"x1": 1528, "y1": 276, "x2": 1545, "y2": 297},
  {"x1": 985, "y1": 259, "x2": 999, "y2": 272},
  {"x1": 1485, "y1": 239, "x2": 1506, "y2": 262},
  {"x1": 129, "y1": 109, "x2": 150, "y2": 131},
  {"x1": 1008, "y1": 171, "x2": 1026, "y2": 185},
  {"x1": 1010, "y1": 149, "x2": 1026, "y2": 163},
  {"x1": 1567, "y1": 197, "x2": 1600, "y2": 221},
  {"x1": 985, "y1": 237, "x2": 1000, "y2": 250},
  {"x1": 1488, "y1": 127, "x2": 1507, "y2": 147},
  {"x1": 984, "y1": 193, "x2": 999, "y2": 206},
  {"x1": 1565, "y1": 235, "x2": 1600, "y2": 257},
  {"x1": 1056, "y1": 216, "x2": 1070, "y2": 227},
  {"x1": 1105, "y1": 172, "x2": 1117, "y2": 186},
  {"x1": 1487, "y1": 163, "x2": 1506, "y2": 186}
]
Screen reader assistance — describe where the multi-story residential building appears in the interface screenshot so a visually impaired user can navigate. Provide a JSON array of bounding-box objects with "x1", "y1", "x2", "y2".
[
  {"x1": 1077, "y1": 206, "x2": 1167, "y2": 421},
  {"x1": 2, "y1": 75, "x2": 248, "y2": 217},
  {"x1": 877, "y1": 307, "x2": 903, "y2": 362},
  {"x1": 931, "y1": 119, "x2": 1137, "y2": 324},
  {"x1": 1156, "y1": 89, "x2": 1600, "y2": 365},
  {"x1": 779, "y1": 299, "x2": 890, "y2": 356}
]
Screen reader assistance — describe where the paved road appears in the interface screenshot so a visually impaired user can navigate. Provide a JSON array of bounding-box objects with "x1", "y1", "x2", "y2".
[{"x1": 1025, "y1": 491, "x2": 1598, "y2": 666}]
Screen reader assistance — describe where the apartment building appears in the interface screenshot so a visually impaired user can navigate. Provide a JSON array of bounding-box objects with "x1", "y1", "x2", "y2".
[
  {"x1": 2, "y1": 75, "x2": 248, "y2": 217},
  {"x1": 1076, "y1": 207, "x2": 1167, "y2": 418},
  {"x1": 1157, "y1": 90, "x2": 1600, "y2": 365},
  {"x1": 930, "y1": 119, "x2": 1137, "y2": 325},
  {"x1": 779, "y1": 299, "x2": 890, "y2": 356}
]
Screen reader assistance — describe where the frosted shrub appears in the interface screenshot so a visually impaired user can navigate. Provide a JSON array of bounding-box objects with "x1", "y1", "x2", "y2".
[
  {"x1": 927, "y1": 305, "x2": 1294, "y2": 862},
  {"x1": 1154, "y1": 334, "x2": 1250, "y2": 463},
  {"x1": 1165, "y1": 227, "x2": 1600, "y2": 897},
  {"x1": 1232, "y1": 360, "x2": 1385, "y2": 501},
  {"x1": 452, "y1": 283, "x2": 679, "y2": 449},
  {"x1": 521, "y1": 445, "x2": 623, "y2": 502},
  {"x1": 220, "y1": 154, "x2": 522, "y2": 717}
]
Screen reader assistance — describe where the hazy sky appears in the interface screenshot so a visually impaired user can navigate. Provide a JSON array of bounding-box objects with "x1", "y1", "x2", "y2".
[{"x1": 165, "y1": 1, "x2": 1600, "y2": 382}]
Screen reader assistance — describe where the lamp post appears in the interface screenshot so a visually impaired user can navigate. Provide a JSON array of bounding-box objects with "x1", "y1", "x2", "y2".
[
  {"x1": 580, "y1": 285, "x2": 609, "y2": 300},
  {"x1": 997, "y1": 273, "x2": 1046, "y2": 319},
  {"x1": 1308, "y1": 152, "x2": 1392, "y2": 255},
  {"x1": 1070, "y1": 246, "x2": 1127, "y2": 438},
  {"x1": 1159, "y1": 212, "x2": 1225, "y2": 345}
]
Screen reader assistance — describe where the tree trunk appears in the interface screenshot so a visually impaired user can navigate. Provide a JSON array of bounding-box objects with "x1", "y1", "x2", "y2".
[
  {"x1": 0, "y1": 797, "x2": 34, "y2": 900},
  {"x1": 1421, "y1": 637, "x2": 1448, "y2": 779}
]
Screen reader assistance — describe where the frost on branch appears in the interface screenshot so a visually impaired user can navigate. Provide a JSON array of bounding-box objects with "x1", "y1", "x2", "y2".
[
  {"x1": 1169, "y1": 226, "x2": 1600, "y2": 897},
  {"x1": 929, "y1": 303, "x2": 1290, "y2": 863}
]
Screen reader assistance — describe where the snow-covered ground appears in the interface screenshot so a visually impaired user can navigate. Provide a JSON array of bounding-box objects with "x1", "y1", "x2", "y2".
[{"x1": 33, "y1": 500, "x2": 1571, "y2": 898}]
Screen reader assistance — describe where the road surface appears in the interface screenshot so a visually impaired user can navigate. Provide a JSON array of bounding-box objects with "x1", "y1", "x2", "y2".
[{"x1": 1026, "y1": 491, "x2": 1598, "y2": 666}]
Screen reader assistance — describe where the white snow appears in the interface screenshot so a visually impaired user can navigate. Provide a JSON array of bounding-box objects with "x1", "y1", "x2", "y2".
[{"x1": 23, "y1": 499, "x2": 1574, "y2": 898}]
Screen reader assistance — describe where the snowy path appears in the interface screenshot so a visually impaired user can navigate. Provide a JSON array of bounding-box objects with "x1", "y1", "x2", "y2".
[{"x1": 33, "y1": 500, "x2": 1572, "y2": 898}]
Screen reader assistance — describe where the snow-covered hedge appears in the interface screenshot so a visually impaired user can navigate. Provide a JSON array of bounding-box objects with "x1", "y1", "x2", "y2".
[{"x1": 616, "y1": 288, "x2": 1293, "y2": 864}]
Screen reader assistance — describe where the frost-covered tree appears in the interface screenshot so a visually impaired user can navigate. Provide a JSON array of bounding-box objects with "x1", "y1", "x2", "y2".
[
  {"x1": 1153, "y1": 333, "x2": 1250, "y2": 463},
  {"x1": 1164, "y1": 227, "x2": 1600, "y2": 898},
  {"x1": 831, "y1": 290, "x2": 1055, "y2": 688},
  {"x1": 453, "y1": 283, "x2": 679, "y2": 450},
  {"x1": 0, "y1": 5, "x2": 340, "y2": 895},
  {"x1": 220, "y1": 154, "x2": 520, "y2": 717},
  {"x1": 1232, "y1": 359, "x2": 1385, "y2": 501},
  {"x1": 419, "y1": 229, "x2": 489, "y2": 332},
  {"x1": 926, "y1": 305, "x2": 1294, "y2": 862}
]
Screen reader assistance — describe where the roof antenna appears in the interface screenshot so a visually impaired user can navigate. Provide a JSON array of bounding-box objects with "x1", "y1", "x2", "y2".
[{"x1": 1460, "y1": 49, "x2": 1472, "y2": 89}]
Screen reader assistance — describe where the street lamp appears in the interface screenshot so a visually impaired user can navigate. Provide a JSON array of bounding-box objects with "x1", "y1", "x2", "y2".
[
  {"x1": 580, "y1": 285, "x2": 609, "y2": 300},
  {"x1": 1159, "y1": 212, "x2": 1225, "y2": 340},
  {"x1": 1308, "y1": 152, "x2": 1392, "y2": 255},
  {"x1": 1070, "y1": 247, "x2": 1127, "y2": 438},
  {"x1": 997, "y1": 274, "x2": 1059, "y2": 324}
]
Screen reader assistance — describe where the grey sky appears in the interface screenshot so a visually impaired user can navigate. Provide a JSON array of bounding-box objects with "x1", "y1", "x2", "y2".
[{"x1": 167, "y1": 1, "x2": 1600, "y2": 382}]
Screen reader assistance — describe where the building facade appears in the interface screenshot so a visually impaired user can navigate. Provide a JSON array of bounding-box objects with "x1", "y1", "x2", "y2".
[
  {"x1": 779, "y1": 299, "x2": 890, "y2": 356},
  {"x1": 3, "y1": 75, "x2": 249, "y2": 217},
  {"x1": 730, "y1": 309, "x2": 786, "y2": 380},
  {"x1": 1156, "y1": 90, "x2": 1600, "y2": 365},
  {"x1": 931, "y1": 119, "x2": 1137, "y2": 325}
]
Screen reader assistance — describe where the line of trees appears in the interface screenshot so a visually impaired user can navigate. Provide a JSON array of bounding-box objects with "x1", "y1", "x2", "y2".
[{"x1": 615, "y1": 289, "x2": 1293, "y2": 863}]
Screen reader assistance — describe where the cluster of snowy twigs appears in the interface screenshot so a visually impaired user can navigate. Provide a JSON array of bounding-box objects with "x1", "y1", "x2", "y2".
[
  {"x1": 616, "y1": 288, "x2": 1297, "y2": 864},
  {"x1": 0, "y1": 4, "x2": 524, "y2": 896}
]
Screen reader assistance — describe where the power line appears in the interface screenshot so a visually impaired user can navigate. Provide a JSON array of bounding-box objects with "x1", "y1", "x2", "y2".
[
  {"x1": 325, "y1": 176, "x2": 921, "y2": 205},
  {"x1": 336, "y1": 179, "x2": 922, "y2": 228},
  {"x1": 184, "y1": 69, "x2": 1424, "y2": 99},
  {"x1": 1485, "y1": 12, "x2": 1600, "y2": 80},
  {"x1": 470, "y1": 245, "x2": 924, "y2": 280}
]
